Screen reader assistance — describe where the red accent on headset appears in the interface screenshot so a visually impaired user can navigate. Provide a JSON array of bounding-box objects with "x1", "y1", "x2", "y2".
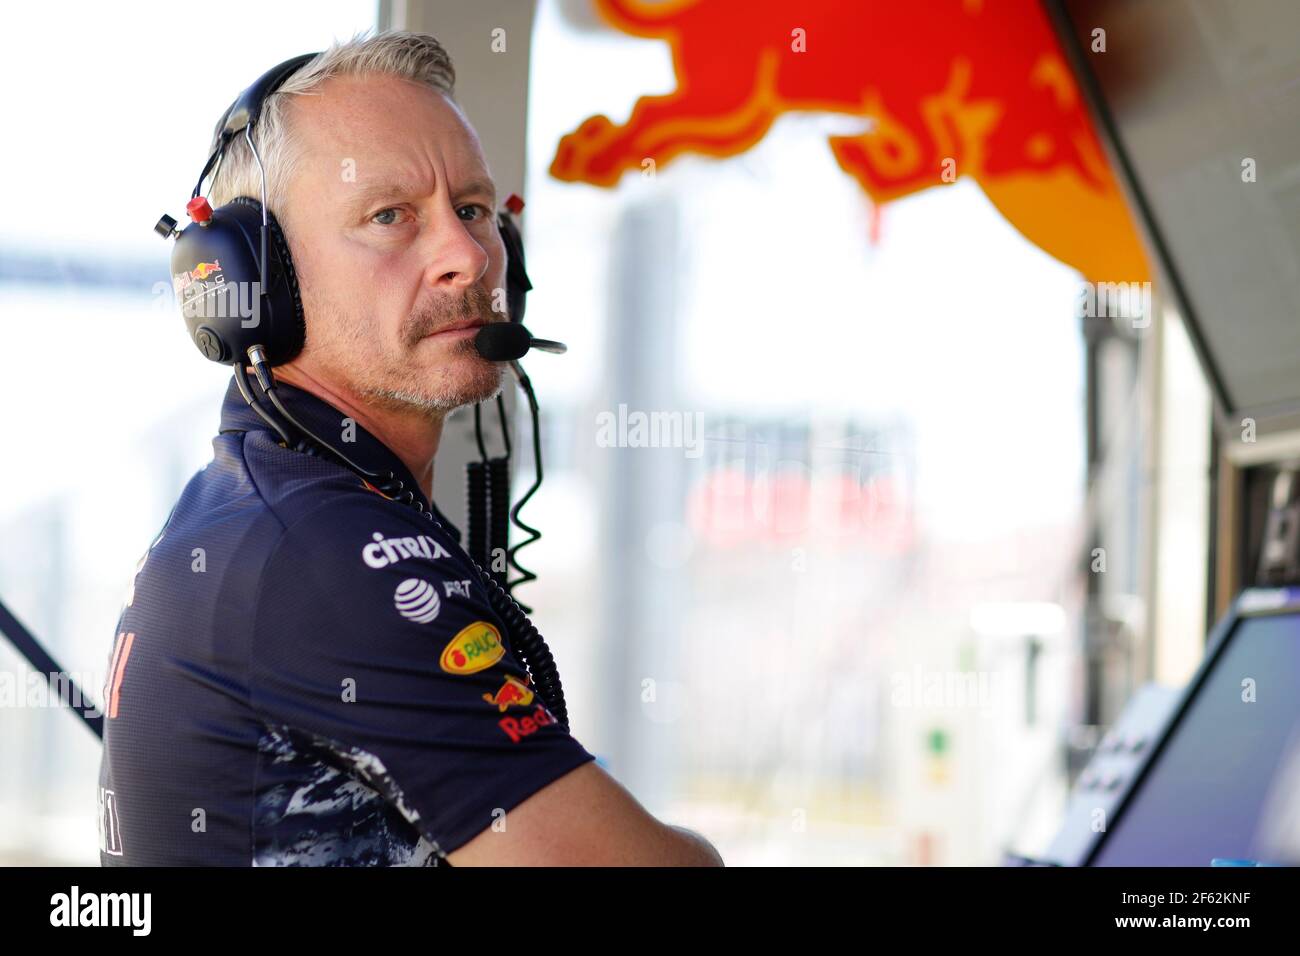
[
  {"x1": 186, "y1": 197, "x2": 214, "y2": 223},
  {"x1": 504, "y1": 194, "x2": 524, "y2": 216}
]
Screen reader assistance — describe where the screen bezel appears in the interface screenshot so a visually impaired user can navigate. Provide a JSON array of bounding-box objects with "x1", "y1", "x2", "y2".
[{"x1": 1082, "y1": 587, "x2": 1300, "y2": 865}]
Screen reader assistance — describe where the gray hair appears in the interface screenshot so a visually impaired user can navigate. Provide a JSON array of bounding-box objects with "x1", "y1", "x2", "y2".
[{"x1": 207, "y1": 30, "x2": 457, "y2": 212}]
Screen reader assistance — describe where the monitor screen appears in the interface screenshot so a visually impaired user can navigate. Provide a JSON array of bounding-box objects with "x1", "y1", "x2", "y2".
[
  {"x1": 1058, "y1": 0, "x2": 1300, "y2": 427},
  {"x1": 1091, "y1": 611, "x2": 1300, "y2": 866}
]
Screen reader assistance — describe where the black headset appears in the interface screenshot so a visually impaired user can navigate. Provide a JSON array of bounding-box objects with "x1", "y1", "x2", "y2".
[{"x1": 154, "y1": 52, "x2": 533, "y2": 369}]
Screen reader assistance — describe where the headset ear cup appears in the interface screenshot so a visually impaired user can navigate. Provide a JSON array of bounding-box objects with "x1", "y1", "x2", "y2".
[
  {"x1": 228, "y1": 197, "x2": 305, "y2": 364},
  {"x1": 171, "y1": 197, "x2": 306, "y2": 366}
]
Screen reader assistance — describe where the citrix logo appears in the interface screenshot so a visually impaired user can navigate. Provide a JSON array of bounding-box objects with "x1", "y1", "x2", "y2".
[{"x1": 362, "y1": 532, "x2": 451, "y2": 569}]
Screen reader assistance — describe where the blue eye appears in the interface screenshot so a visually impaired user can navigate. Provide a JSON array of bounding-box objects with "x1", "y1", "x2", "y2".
[
  {"x1": 372, "y1": 208, "x2": 401, "y2": 226},
  {"x1": 458, "y1": 204, "x2": 489, "y2": 222}
]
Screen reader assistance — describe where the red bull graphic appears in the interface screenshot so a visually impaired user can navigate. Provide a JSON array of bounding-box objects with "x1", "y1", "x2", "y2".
[
  {"x1": 191, "y1": 260, "x2": 222, "y2": 281},
  {"x1": 482, "y1": 674, "x2": 535, "y2": 712},
  {"x1": 498, "y1": 703, "x2": 558, "y2": 743},
  {"x1": 550, "y1": 0, "x2": 1148, "y2": 283},
  {"x1": 171, "y1": 259, "x2": 224, "y2": 294}
]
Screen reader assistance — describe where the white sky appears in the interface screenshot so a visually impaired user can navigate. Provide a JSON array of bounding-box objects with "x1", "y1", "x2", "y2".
[{"x1": 0, "y1": 0, "x2": 376, "y2": 256}]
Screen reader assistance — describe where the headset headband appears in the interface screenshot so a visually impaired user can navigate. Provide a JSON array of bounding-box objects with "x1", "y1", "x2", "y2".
[{"x1": 210, "y1": 52, "x2": 321, "y2": 154}]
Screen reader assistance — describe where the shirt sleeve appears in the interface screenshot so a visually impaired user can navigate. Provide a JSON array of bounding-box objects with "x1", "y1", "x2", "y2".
[{"x1": 248, "y1": 493, "x2": 595, "y2": 857}]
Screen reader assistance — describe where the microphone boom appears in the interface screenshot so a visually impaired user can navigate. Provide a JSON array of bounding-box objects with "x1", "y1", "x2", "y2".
[{"x1": 474, "y1": 323, "x2": 567, "y2": 361}]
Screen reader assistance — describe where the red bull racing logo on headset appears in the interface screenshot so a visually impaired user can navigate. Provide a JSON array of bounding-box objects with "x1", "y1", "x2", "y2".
[{"x1": 172, "y1": 259, "x2": 225, "y2": 294}]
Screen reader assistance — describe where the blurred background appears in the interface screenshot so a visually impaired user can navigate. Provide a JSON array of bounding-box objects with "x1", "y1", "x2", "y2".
[{"x1": 0, "y1": 0, "x2": 1266, "y2": 865}]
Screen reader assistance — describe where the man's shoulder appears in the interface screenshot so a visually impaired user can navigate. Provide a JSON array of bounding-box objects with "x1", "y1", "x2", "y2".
[
  {"x1": 267, "y1": 484, "x2": 458, "y2": 580},
  {"x1": 221, "y1": 428, "x2": 454, "y2": 546},
  {"x1": 179, "y1": 429, "x2": 472, "y2": 623},
  {"x1": 231, "y1": 428, "x2": 405, "y2": 530},
  {"x1": 232, "y1": 433, "x2": 468, "y2": 585},
  {"x1": 246, "y1": 446, "x2": 497, "y2": 671}
]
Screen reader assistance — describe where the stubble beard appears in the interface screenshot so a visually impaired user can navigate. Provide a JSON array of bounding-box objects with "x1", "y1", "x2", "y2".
[{"x1": 310, "y1": 286, "x2": 505, "y2": 421}]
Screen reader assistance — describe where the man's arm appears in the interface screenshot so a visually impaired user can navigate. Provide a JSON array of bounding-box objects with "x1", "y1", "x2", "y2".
[{"x1": 447, "y1": 761, "x2": 723, "y2": 866}]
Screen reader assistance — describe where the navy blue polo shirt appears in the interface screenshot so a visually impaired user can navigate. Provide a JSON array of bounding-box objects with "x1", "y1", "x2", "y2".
[{"x1": 97, "y1": 375, "x2": 593, "y2": 866}]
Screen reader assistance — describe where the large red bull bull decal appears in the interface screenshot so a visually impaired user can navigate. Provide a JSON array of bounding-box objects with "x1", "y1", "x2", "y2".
[{"x1": 550, "y1": 0, "x2": 1148, "y2": 283}]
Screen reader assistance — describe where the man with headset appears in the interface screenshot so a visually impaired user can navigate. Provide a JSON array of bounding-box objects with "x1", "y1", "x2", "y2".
[{"x1": 97, "y1": 31, "x2": 722, "y2": 867}]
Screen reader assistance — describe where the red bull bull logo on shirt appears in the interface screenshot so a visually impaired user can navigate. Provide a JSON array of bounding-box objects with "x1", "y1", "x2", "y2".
[{"x1": 482, "y1": 674, "x2": 534, "y2": 712}]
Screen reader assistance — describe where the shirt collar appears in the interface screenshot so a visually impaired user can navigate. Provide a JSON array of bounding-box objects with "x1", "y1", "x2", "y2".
[{"x1": 217, "y1": 373, "x2": 462, "y2": 542}]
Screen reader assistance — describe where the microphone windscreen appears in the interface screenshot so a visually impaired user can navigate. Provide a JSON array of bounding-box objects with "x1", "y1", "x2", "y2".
[{"x1": 475, "y1": 322, "x2": 531, "y2": 361}]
